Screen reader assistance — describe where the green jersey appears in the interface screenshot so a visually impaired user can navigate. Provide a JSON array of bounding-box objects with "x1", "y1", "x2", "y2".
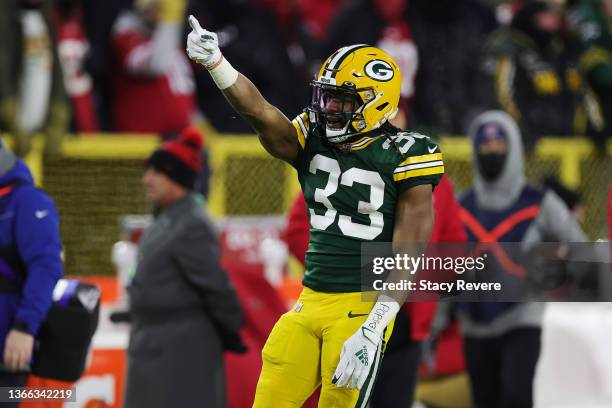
[{"x1": 291, "y1": 112, "x2": 444, "y2": 292}]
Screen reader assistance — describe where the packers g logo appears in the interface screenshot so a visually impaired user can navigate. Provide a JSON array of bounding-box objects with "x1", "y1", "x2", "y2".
[{"x1": 364, "y1": 60, "x2": 394, "y2": 82}]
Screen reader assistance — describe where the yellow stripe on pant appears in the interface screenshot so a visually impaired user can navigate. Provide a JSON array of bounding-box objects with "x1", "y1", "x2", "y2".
[{"x1": 253, "y1": 287, "x2": 395, "y2": 408}]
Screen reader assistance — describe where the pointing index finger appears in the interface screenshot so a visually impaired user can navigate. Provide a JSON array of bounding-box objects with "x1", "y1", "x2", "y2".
[{"x1": 188, "y1": 15, "x2": 204, "y2": 35}]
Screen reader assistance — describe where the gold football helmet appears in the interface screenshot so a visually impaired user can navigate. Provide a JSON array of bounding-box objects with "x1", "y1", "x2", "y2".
[{"x1": 309, "y1": 44, "x2": 402, "y2": 143}]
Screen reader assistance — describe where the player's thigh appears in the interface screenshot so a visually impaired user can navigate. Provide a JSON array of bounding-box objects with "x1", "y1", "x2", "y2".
[{"x1": 253, "y1": 311, "x2": 321, "y2": 408}]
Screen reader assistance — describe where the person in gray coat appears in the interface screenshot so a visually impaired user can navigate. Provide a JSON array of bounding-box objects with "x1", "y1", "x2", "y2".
[
  {"x1": 124, "y1": 127, "x2": 245, "y2": 408},
  {"x1": 457, "y1": 110, "x2": 588, "y2": 408}
]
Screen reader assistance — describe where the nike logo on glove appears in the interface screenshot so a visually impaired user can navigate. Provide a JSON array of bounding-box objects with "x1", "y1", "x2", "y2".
[{"x1": 347, "y1": 311, "x2": 368, "y2": 318}]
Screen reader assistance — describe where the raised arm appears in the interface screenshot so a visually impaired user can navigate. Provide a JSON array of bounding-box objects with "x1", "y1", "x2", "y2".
[{"x1": 186, "y1": 15, "x2": 299, "y2": 164}]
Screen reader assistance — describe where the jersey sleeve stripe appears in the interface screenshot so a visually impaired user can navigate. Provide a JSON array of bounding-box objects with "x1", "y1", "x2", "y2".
[
  {"x1": 350, "y1": 136, "x2": 370, "y2": 147},
  {"x1": 296, "y1": 114, "x2": 309, "y2": 139},
  {"x1": 393, "y1": 165, "x2": 445, "y2": 181},
  {"x1": 351, "y1": 137, "x2": 378, "y2": 151},
  {"x1": 394, "y1": 160, "x2": 444, "y2": 173},
  {"x1": 292, "y1": 114, "x2": 308, "y2": 149},
  {"x1": 397, "y1": 153, "x2": 443, "y2": 167}
]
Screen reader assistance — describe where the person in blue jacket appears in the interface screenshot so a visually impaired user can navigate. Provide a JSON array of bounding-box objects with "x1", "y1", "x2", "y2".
[{"x1": 0, "y1": 137, "x2": 63, "y2": 396}]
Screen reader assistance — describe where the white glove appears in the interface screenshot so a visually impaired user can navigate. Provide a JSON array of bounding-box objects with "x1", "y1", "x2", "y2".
[
  {"x1": 186, "y1": 15, "x2": 222, "y2": 68},
  {"x1": 332, "y1": 297, "x2": 400, "y2": 390},
  {"x1": 332, "y1": 325, "x2": 383, "y2": 389}
]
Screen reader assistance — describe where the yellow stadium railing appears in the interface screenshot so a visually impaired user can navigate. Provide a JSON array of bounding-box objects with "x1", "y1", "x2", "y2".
[
  {"x1": 4, "y1": 132, "x2": 609, "y2": 276},
  {"x1": 7, "y1": 132, "x2": 612, "y2": 204}
]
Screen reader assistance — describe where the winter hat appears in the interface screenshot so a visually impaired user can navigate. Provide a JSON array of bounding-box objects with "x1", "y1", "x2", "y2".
[
  {"x1": 474, "y1": 121, "x2": 508, "y2": 147},
  {"x1": 0, "y1": 137, "x2": 17, "y2": 176},
  {"x1": 146, "y1": 127, "x2": 204, "y2": 189}
]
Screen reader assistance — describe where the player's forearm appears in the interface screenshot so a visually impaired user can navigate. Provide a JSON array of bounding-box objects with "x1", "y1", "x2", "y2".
[
  {"x1": 221, "y1": 74, "x2": 298, "y2": 161},
  {"x1": 382, "y1": 193, "x2": 434, "y2": 306},
  {"x1": 221, "y1": 74, "x2": 275, "y2": 134},
  {"x1": 358, "y1": 206, "x2": 433, "y2": 340}
]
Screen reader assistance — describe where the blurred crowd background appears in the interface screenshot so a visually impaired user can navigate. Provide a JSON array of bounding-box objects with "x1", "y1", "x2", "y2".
[
  {"x1": 3, "y1": 0, "x2": 612, "y2": 143},
  {"x1": 0, "y1": 0, "x2": 611, "y2": 277}
]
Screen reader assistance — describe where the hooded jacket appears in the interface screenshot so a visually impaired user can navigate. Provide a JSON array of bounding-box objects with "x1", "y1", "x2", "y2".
[
  {"x1": 0, "y1": 147, "x2": 63, "y2": 354},
  {"x1": 458, "y1": 111, "x2": 587, "y2": 337}
]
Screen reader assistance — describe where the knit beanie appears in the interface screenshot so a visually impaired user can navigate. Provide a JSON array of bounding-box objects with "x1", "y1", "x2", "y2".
[{"x1": 146, "y1": 127, "x2": 204, "y2": 189}]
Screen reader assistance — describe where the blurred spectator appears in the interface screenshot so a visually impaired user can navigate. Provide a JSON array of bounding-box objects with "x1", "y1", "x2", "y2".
[
  {"x1": 294, "y1": 0, "x2": 343, "y2": 43},
  {"x1": 125, "y1": 128, "x2": 245, "y2": 408},
  {"x1": 164, "y1": 126, "x2": 211, "y2": 199},
  {"x1": 480, "y1": 1, "x2": 604, "y2": 148},
  {"x1": 189, "y1": 0, "x2": 305, "y2": 132},
  {"x1": 55, "y1": 0, "x2": 99, "y2": 132},
  {"x1": 0, "y1": 138, "x2": 63, "y2": 405},
  {"x1": 575, "y1": 0, "x2": 612, "y2": 143},
  {"x1": 283, "y1": 193, "x2": 309, "y2": 265},
  {"x1": 81, "y1": 0, "x2": 132, "y2": 131},
  {"x1": 111, "y1": 0, "x2": 195, "y2": 134},
  {"x1": 410, "y1": 0, "x2": 498, "y2": 135},
  {"x1": 543, "y1": 176, "x2": 585, "y2": 225},
  {"x1": 255, "y1": 0, "x2": 292, "y2": 31},
  {"x1": 458, "y1": 110, "x2": 587, "y2": 408},
  {"x1": 323, "y1": 0, "x2": 419, "y2": 122},
  {"x1": 0, "y1": 0, "x2": 70, "y2": 157},
  {"x1": 257, "y1": 0, "x2": 343, "y2": 41},
  {"x1": 268, "y1": 0, "x2": 343, "y2": 89}
]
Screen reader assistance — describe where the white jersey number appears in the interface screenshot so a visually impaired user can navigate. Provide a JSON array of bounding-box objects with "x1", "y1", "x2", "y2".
[
  {"x1": 382, "y1": 132, "x2": 428, "y2": 154},
  {"x1": 309, "y1": 154, "x2": 385, "y2": 240}
]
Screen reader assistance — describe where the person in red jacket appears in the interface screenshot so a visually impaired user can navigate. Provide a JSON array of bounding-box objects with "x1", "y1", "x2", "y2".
[
  {"x1": 111, "y1": 0, "x2": 195, "y2": 134},
  {"x1": 282, "y1": 174, "x2": 467, "y2": 407}
]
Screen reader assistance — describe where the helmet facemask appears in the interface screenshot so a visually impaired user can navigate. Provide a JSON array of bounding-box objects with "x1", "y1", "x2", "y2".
[{"x1": 308, "y1": 81, "x2": 370, "y2": 144}]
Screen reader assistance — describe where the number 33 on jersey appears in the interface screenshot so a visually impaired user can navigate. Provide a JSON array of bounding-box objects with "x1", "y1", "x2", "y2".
[{"x1": 292, "y1": 112, "x2": 444, "y2": 292}]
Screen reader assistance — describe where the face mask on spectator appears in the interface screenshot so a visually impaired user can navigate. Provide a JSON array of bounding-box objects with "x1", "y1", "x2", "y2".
[
  {"x1": 474, "y1": 122, "x2": 509, "y2": 181},
  {"x1": 477, "y1": 152, "x2": 507, "y2": 181}
]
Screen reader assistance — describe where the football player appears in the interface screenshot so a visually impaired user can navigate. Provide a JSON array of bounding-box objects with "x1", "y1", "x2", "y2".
[{"x1": 186, "y1": 15, "x2": 444, "y2": 407}]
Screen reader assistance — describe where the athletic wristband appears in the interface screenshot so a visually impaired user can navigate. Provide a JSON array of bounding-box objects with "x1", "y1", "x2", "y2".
[
  {"x1": 207, "y1": 56, "x2": 238, "y2": 90},
  {"x1": 364, "y1": 295, "x2": 400, "y2": 336}
]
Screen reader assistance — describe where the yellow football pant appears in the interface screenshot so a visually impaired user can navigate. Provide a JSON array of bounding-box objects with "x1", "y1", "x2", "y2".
[{"x1": 253, "y1": 287, "x2": 395, "y2": 408}]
